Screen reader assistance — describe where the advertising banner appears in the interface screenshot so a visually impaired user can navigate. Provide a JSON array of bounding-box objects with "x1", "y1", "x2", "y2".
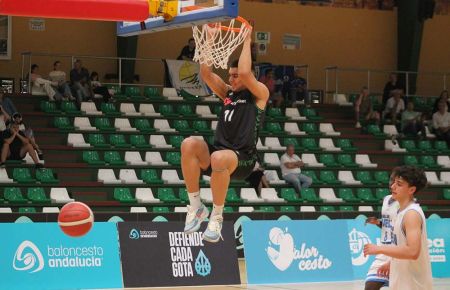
[
  {"x1": 166, "y1": 59, "x2": 209, "y2": 96},
  {"x1": 0, "y1": 222, "x2": 123, "y2": 290},
  {"x1": 118, "y1": 222, "x2": 240, "y2": 287}
]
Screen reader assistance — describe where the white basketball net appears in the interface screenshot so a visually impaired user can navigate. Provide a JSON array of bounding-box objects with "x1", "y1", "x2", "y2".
[{"x1": 192, "y1": 18, "x2": 252, "y2": 69}]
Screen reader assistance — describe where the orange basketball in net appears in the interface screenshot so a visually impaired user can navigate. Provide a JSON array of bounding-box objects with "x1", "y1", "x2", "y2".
[{"x1": 58, "y1": 202, "x2": 94, "y2": 237}]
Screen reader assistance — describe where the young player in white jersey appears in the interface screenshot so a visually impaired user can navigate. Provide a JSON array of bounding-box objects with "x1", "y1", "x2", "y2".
[
  {"x1": 364, "y1": 169, "x2": 399, "y2": 290},
  {"x1": 364, "y1": 166, "x2": 433, "y2": 290}
]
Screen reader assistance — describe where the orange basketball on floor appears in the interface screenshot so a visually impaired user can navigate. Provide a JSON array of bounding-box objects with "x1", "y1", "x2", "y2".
[{"x1": 58, "y1": 202, "x2": 94, "y2": 237}]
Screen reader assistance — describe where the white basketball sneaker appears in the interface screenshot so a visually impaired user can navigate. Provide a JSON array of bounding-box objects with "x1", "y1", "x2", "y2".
[
  {"x1": 203, "y1": 214, "x2": 223, "y2": 243},
  {"x1": 184, "y1": 204, "x2": 209, "y2": 234}
]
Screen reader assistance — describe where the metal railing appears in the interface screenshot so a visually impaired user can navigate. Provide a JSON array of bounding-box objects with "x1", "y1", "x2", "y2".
[{"x1": 325, "y1": 66, "x2": 449, "y2": 97}]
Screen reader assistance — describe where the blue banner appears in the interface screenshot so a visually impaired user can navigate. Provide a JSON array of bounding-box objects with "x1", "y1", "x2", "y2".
[
  {"x1": 243, "y1": 220, "x2": 354, "y2": 284},
  {"x1": 0, "y1": 222, "x2": 123, "y2": 290},
  {"x1": 427, "y1": 219, "x2": 450, "y2": 278}
]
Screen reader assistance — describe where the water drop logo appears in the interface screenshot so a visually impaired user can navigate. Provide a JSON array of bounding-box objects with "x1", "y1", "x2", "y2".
[
  {"x1": 349, "y1": 228, "x2": 371, "y2": 266},
  {"x1": 194, "y1": 250, "x2": 211, "y2": 277},
  {"x1": 129, "y1": 228, "x2": 140, "y2": 240},
  {"x1": 13, "y1": 241, "x2": 44, "y2": 273},
  {"x1": 234, "y1": 215, "x2": 252, "y2": 250},
  {"x1": 266, "y1": 227, "x2": 295, "y2": 271}
]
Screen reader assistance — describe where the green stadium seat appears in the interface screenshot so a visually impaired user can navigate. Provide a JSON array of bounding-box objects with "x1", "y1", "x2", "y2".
[
  {"x1": 101, "y1": 103, "x2": 121, "y2": 116},
  {"x1": 166, "y1": 152, "x2": 181, "y2": 166},
  {"x1": 226, "y1": 188, "x2": 243, "y2": 203},
  {"x1": 141, "y1": 169, "x2": 164, "y2": 184},
  {"x1": 36, "y1": 168, "x2": 59, "y2": 184},
  {"x1": 114, "y1": 188, "x2": 137, "y2": 203},
  {"x1": 434, "y1": 141, "x2": 450, "y2": 154},
  {"x1": 303, "y1": 123, "x2": 321, "y2": 135},
  {"x1": 19, "y1": 207, "x2": 36, "y2": 213},
  {"x1": 339, "y1": 205, "x2": 354, "y2": 211},
  {"x1": 443, "y1": 189, "x2": 450, "y2": 200},
  {"x1": 302, "y1": 170, "x2": 323, "y2": 185},
  {"x1": 88, "y1": 134, "x2": 109, "y2": 148},
  {"x1": 224, "y1": 206, "x2": 234, "y2": 213},
  {"x1": 375, "y1": 188, "x2": 390, "y2": 200},
  {"x1": 417, "y1": 140, "x2": 436, "y2": 153},
  {"x1": 338, "y1": 188, "x2": 360, "y2": 202},
  {"x1": 319, "y1": 154, "x2": 339, "y2": 167},
  {"x1": 300, "y1": 188, "x2": 323, "y2": 202},
  {"x1": 356, "y1": 171, "x2": 378, "y2": 185},
  {"x1": 134, "y1": 119, "x2": 155, "y2": 133},
  {"x1": 302, "y1": 108, "x2": 322, "y2": 120},
  {"x1": 159, "y1": 104, "x2": 178, "y2": 117},
  {"x1": 280, "y1": 206, "x2": 296, "y2": 212},
  {"x1": 180, "y1": 89, "x2": 199, "y2": 101},
  {"x1": 374, "y1": 171, "x2": 390, "y2": 185},
  {"x1": 4, "y1": 188, "x2": 28, "y2": 203},
  {"x1": 130, "y1": 134, "x2": 152, "y2": 149},
  {"x1": 404, "y1": 155, "x2": 419, "y2": 167},
  {"x1": 193, "y1": 120, "x2": 211, "y2": 133},
  {"x1": 178, "y1": 188, "x2": 189, "y2": 202},
  {"x1": 401, "y1": 140, "x2": 420, "y2": 153},
  {"x1": 109, "y1": 134, "x2": 130, "y2": 148},
  {"x1": 356, "y1": 188, "x2": 378, "y2": 202},
  {"x1": 283, "y1": 137, "x2": 301, "y2": 149},
  {"x1": 94, "y1": 117, "x2": 115, "y2": 131},
  {"x1": 104, "y1": 151, "x2": 126, "y2": 166},
  {"x1": 421, "y1": 205, "x2": 429, "y2": 212},
  {"x1": 265, "y1": 122, "x2": 284, "y2": 134},
  {"x1": 41, "y1": 101, "x2": 61, "y2": 113},
  {"x1": 366, "y1": 124, "x2": 385, "y2": 137},
  {"x1": 320, "y1": 205, "x2": 335, "y2": 212},
  {"x1": 267, "y1": 107, "x2": 287, "y2": 121},
  {"x1": 259, "y1": 206, "x2": 276, "y2": 213},
  {"x1": 125, "y1": 86, "x2": 142, "y2": 99},
  {"x1": 13, "y1": 168, "x2": 36, "y2": 183},
  {"x1": 301, "y1": 138, "x2": 321, "y2": 151},
  {"x1": 177, "y1": 105, "x2": 197, "y2": 117},
  {"x1": 83, "y1": 150, "x2": 105, "y2": 165},
  {"x1": 320, "y1": 170, "x2": 341, "y2": 185},
  {"x1": 157, "y1": 188, "x2": 181, "y2": 203},
  {"x1": 27, "y1": 187, "x2": 50, "y2": 203},
  {"x1": 60, "y1": 101, "x2": 80, "y2": 115},
  {"x1": 280, "y1": 188, "x2": 303, "y2": 202},
  {"x1": 337, "y1": 154, "x2": 359, "y2": 168},
  {"x1": 108, "y1": 85, "x2": 126, "y2": 100},
  {"x1": 213, "y1": 105, "x2": 222, "y2": 116},
  {"x1": 169, "y1": 135, "x2": 185, "y2": 148},
  {"x1": 336, "y1": 139, "x2": 357, "y2": 152},
  {"x1": 54, "y1": 117, "x2": 74, "y2": 130},
  {"x1": 153, "y1": 206, "x2": 170, "y2": 213},
  {"x1": 144, "y1": 87, "x2": 162, "y2": 99},
  {"x1": 173, "y1": 120, "x2": 195, "y2": 133},
  {"x1": 420, "y1": 156, "x2": 441, "y2": 169}
]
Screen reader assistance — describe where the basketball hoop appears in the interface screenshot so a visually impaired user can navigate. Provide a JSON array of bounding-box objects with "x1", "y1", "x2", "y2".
[{"x1": 192, "y1": 16, "x2": 252, "y2": 69}]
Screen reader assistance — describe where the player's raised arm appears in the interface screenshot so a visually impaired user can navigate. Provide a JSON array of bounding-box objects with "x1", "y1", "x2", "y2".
[
  {"x1": 238, "y1": 31, "x2": 269, "y2": 109},
  {"x1": 199, "y1": 63, "x2": 228, "y2": 100}
]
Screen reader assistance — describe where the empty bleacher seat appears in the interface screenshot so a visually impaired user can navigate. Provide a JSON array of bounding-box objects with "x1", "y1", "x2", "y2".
[
  {"x1": 265, "y1": 137, "x2": 286, "y2": 150},
  {"x1": 115, "y1": 118, "x2": 137, "y2": 132},
  {"x1": 154, "y1": 119, "x2": 176, "y2": 132},
  {"x1": 145, "y1": 152, "x2": 169, "y2": 166},
  {"x1": 81, "y1": 102, "x2": 102, "y2": 115},
  {"x1": 385, "y1": 139, "x2": 406, "y2": 152},
  {"x1": 425, "y1": 171, "x2": 445, "y2": 185},
  {"x1": 130, "y1": 207, "x2": 148, "y2": 213},
  {"x1": 338, "y1": 171, "x2": 362, "y2": 185},
  {"x1": 196, "y1": 105, "x2": 216, "y2": 118},
  {"x1": 240, "y1": 188, "x2": 265, "y2": 203},
  {"x1": 437, "y1": 156, "x2": 450, "y2": 168},
  {"x1": 200, "y1": 188, "x2": 213, "y2": 203},
  {"x1": 67, "y1": 133, "x2": 91, "y2": 148},
  {"x1": 300, "y1": 206, "x2": 316, "y2": 212},
  {"x1": 139, "y1": 104, "x2": 160, "y2": 116},
  {"x1": 119, "y1": 169, "x2": 144, "y2": 184},
  {"x1": 149, "y1": 135, "x2": 172, "y2": 148},
  {"x1": 0, "y1": 168, "x2": 14, "y2": 183},
  {"x1": 0, "y1": 207, "x2": 12, "y2": 213},
  {"x1": 285, "y1": 108, "x2": 307, "y2": 120},
  {"x1": 125, "y1": 151, "x2": 148, "y2": 166},
  {"x1": 358, "y1": 206, "x2": 374, "y2": 212},
  {"x1": 175, "y1": 207, "x2": 188, "y2": 213},
  {"x1": 260, "y1": 188, "x2": 284, "y2": 203},
  {"x1": 301, "y1": 153, "x2": 324, "y2": 167},
  {"x1": 264, "y1": 170, "x2": 286, "y2": 185},
  {"x1": 43, "y1": 207, "x2": 60, "y2": 213},
  {"x1": 319, "y1": 138, "x2": 341, "y2": 152},
  {"x1": 334, "y1": 94, "x2": 352, "y2": 106},
  {"x1": 163, "y1": 87, "x2": 182, "y2": 100},
  {"x1": 320, "y1": 123, "x2": 341, "y2": 136},
  {"x1": 264, "y1": 153, "x2": 280, "y2": 167},
  {"x1": 319, "y1": 188, "x2": 343, "y2": 202},
  {"x1": 141, "y1": 169, "x2": 164, "y2": 184},
  {"x1": 161, "y1": 169, "x2": 184, "y2": 184},
  {"x1": 355, "y1": 154, "x2": 378, "y2": 168},
  {"x1": 239, "y1": 206, "x2": 254, "y2": 213},
  {"x1": 257, "y1": 138, "x2": 269, "y2": 150},
  {"x1": 120, "y1": 103, "x2": 141, "y2": 116},
  {"x1": 284, "y1": 122, "x2": 306, "y2": 135},
  {"x1": 98, "y1": 169, "x2": 121, "y2": 184},
  {"x1": 74, "y1": 117, "x2": 97, "y2": 131},
  {"x1": 135, "y1": 188, "x2": 160, "y2": 203},
  {"x1": 50, "y1": 188, "x2": 74, "y2": 203}
]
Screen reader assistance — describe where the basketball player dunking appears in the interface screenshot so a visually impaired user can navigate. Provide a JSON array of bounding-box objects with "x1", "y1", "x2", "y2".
[
  {"x1": 364, "y1": 166, "x2": 433, "y2": 290},
  {"x1": 181, "y1": 30, "x2": 269, "y2": 242}
]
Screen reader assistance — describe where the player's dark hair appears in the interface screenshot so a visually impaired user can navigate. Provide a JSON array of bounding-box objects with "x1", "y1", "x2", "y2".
[
  {"x1": 394, "y1": 166, "x2": 428, "y2": 194},
  {"x1": 229, "y1": 59, "x2": 255, "y2": 71},
  {"x1": 31, "y1": 64, "x2": 39, "y2": 72}
]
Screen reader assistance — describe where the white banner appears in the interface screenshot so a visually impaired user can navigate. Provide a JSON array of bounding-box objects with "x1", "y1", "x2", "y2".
[{"x1": 166, "y1": 60, "x2": 209, "y2": 96}]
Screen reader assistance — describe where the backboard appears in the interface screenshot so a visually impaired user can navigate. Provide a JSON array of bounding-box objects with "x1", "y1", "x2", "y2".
[{"x1": 117, "y1": 0, "x2": 238, "y2": 36}]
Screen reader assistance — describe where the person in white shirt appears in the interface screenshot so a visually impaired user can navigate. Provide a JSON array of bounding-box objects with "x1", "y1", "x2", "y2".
[
  {"x1": 49, "y1": 61, "x2": 75, "y2": 101},
  {"x1": 432, "y1": 101, "x2": 450, "y2": 145},
  {"x1": 383, "y1": 90, "x2": 405, "y2": 124},
  {"x1": 30, "y1": 64, "x2": 61, "y2": 101},
  {"x1": 280, "y1": 144, "x2": 312, "y2": 193},
  {"x1": 364, "y1": 166, "x2": 433, "y2": 290}
]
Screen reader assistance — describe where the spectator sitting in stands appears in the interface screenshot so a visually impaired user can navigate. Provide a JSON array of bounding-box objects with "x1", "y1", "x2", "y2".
[
  {"x1": 90, "y1": 72, "x2": 114, "y2": 103},
  {"x1": 49, "y1": 60, "x2": 75, "y2": 101},
  {"x1": 432, "y1": 101, "x2": 450, "y2": 145},
  {"x1": 245, "y1": 162, "x2": 270, "y2": 197},
  {"x1": 70, "y1": 59, "x2": 92, "y2": 105},
  {"x1": 383, "y1": 89, "x2": 405, "y2": 124},
  {"x1": 9, "y1": 113, "x2": 44, "y2": 159},
  {"x1": 280, "y1": 144, "x2": 312, "y2": 194},
  {"x1": 177, "y1": 38, "x2": 196, "y2": 61},
  {"x1": 432, "y1": 90, "x2": 449, "y2": 113},
  {"x1": 30, "y1": 64, "x2": 62, "y2": 101},
  {"x1": 0, "y1": 87, "x2": 15, "y2": 119},
  {"x1": 401, "y1": 102, "x2": 425, "y2": 138},
  {"x1": 260, "y1": 68, "x2": 283, "y2": 107},
  {"x1": 354, "y1": 86, "x2": 380, "y2": 128},
  {"x1": 288, "y1": 68, "x2": 309, "y2": 107},
  {"x1": 382, "y1": 73, "x2": 403, "y2": 107},
  {"x1": 0, "y1": 123, "x2": 43, "y2": 168}
]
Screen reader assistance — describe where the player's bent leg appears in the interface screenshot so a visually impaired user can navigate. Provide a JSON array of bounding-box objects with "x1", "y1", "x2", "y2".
[
  {"x1": 181, "y1": 137, "x2": 211, "y2": 235},
  {"x1": 365, "y1": 281, "x2": 386, "y2": 290},
  {"x1": 204, "y1": 150, "x2": 238, "y2": 243}
]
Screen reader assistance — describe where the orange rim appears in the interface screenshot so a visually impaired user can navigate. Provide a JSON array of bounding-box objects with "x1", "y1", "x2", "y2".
[{"x1": 207, "y1": 16, "x2": 252, "y2": 33}]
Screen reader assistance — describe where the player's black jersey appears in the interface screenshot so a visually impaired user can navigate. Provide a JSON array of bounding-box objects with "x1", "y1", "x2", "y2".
[{"x1": 214, "y1": 89, "x2": 265, "y2": 154}]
